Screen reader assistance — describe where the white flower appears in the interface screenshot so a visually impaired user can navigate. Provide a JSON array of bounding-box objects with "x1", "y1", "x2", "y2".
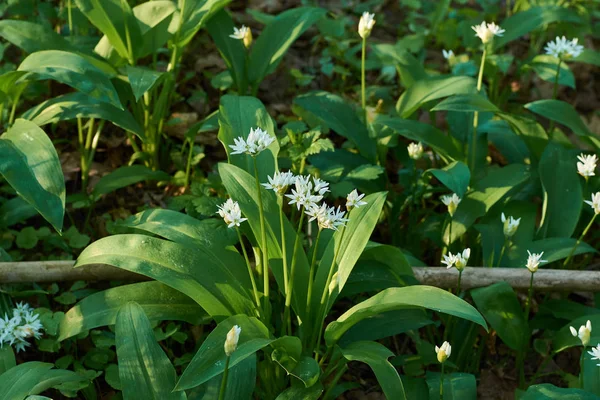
[
  {"x1": 312, "y1": 177, "x2": 330, "y2": 196},
  {"x1": 442, "y1": 49, "x2": 454, "y2": 60},
  {"x1": 230, "y1": 25, "x2": 252, "y2": 48},
  {"x1": 229, "y1": 127, "x2": 274, "y2": 156},
  {"x1": 217, "y1": 199, "x2": 247, "y2": 228},
  {"x1": 544, "y1": 36, "x2": 584, "y2": 59},
  {"x1": 577, "y1": 154, "x2": 597, "y2": 178},
  {"x1": 407, "y1": 142, "x2": 424, "y2": 160},
  {"x1": 306, "y1": 203, "x2": 348, "y2": 231},
  {"x1": 262, "y1": 171, "x2": 296, "y2": 195},
  {"x1": 472, "y1": 21, "x2": 505, "y2": 44},
  {"x1": 526, "y1": 250, "x2": 547, "y2": 273},
  {"x1": 224, "y1": 325, "x2": 241, "y2": 356},
  {"x1": 285, "y1": 175, "x2": 325, "y2": 210},
  {"x1": 358, "y1": 12, "x2": 375, "y2": 39},
  {"x1": 588, "y1": 344, "x2": 600, "y2": 366},
  {"x1": 570, "y1": 320, "x2": 592, "y2": 347},
  {"x1": 0, "y1": 303, "x2": 43, "y2": 352},
  {"x1": 435, "y1": 341, "x2": 451, "y2": 364},
  {"x1": 501, "y1": 213, "x2": 521, "y2": 238},
  {"x1": 346, "y1": 189, "x2": 367, "y2": 210},
  {"x1": 442, "y1": 249, "x2": 470, "y2": 271},
  {"x1": 441, "y1": 253, "x2": 457, "y2": 269},
  {"x1": 585, "y1": 192, "x2": 600, "y2": 215},
  {"x1": 441, "y1": 193, "x2": 461, "y2": 217}
]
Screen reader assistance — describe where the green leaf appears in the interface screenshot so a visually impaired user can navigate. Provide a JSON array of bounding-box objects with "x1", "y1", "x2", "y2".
[
  {"x1": 553, "y1": 315, "x2": 600, "y2": 354},
  {"x1": 497, "y1": 113, "x2": 548, "y2": 162},
  {"x1": 218, "y1": 95, "x2": 278, "y2": 181},
  {"x1": 325, "y1": 285, "x2": 487, "y2": 346},
  {"x1": 493, "y1": 6, "x2": 582, "y2": 50},
  {"x1": 341, "y1": 341, "x2": 406, "y2": 400},
  {"x1": 22, "y1": 92, "x2": 144, "y2": 139},
  {"x1": 521, "y1": 384, "x2": 598, "y2": 399},
  {"x1": 426, "y1": 161, "x2": 470, "y2": 197},
  {"x1": 431, "y1": 94, "x2": 499, "y2": 113},
  {"x1": 294, "y1": 91, "x2": 377, "y2": 162},
  {"x1": 538, "y1": 144, "x2": 582, "y2": 238},
  {"x1": 75, "y1": 0, "x2": 142, "y2": 62},
  {"x1": 247, "y1": 7, "x2": 326, "y2": 87},
  {"x1": 59, "y1": 282, "x2": 208, "y2": 341},
  {"x1": 196, "y1": 354, "x2": 257, "y2": 400},
  {"x1": 574, "y1": 49, "x2": 600, "y2": 67},
  {"x1": 525, "y1": 100, "x2": 599, "y2": 149},
  {"x1": 526, "y1": 55, "x2": 575, "y2": 89},
  {"x1": 375, "y1": 116, "x2": 463, "y2": 161},
  {"x1": 18, "y1": 50, "x2": 122, "y2": 108},
  {"x1": 372, "y1": 44, "x2": 427, "y2": 88},
  {"x1": 116, "y1": 209, "x2": 236, "y2": 249},
  {"x1": 175, "y1": 0, "x2": 232, "y2": 48},
  {"x1": 480, "y1": 120, "x2": 530, "y2": 164},
  {"x1": 471, "y1": 282, "x2": 529, "y2": 351},
  {"x1": 425, "y1": 372, "x2": 477, "y2": 400},
  {"x1": 91, "y1": 165, "x2": 170, "y2": 199},
  {"x1": 74, "y1": 234, "x2": 254, "y2": 319},
  {"x1": 206, "y1": 10, "x2": 247, "y2": 93},
  {"x1": 444, "y1": 164, "x2": 530, "y2": 244},
  {"x1": 583, "y1": 350, "x2": 600, "y2": 396},
  {"x1": 510, "y1": 238, "x2": 596, "y2": 267},
  {"x1": 0, "y1": 20, "x2": 76, "y2": 53},
  {"x1": 0, "y1": 119, "x2": 65, "y2": 232},
  {"x1": 115, "y1": 302, "x2": 184, "y2": 400},
  {"x1": 176, "y1": 315, "x2": 271, "y2": 391},
  {"x1": 396, "y1": 76, "x2": 477, "y2": 118},
  {"x1": 0, "y1": 347, "x2": 15, "y2": 376},
  {"x1": 275, "y1": 383, "x2": 323, "y2": 400},
  {"x1": 126, "y1": 66, "x2": 164, "y2": 102}
]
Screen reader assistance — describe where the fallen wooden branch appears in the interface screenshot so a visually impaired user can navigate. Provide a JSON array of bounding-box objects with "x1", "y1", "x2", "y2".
[{"x1": 0, "y1": 262, "x2": 598, "y2": 292}]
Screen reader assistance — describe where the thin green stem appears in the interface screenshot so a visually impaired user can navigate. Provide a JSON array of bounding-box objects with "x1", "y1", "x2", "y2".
[
  {"x1": 236, "y1": 228, "x2": 261, "y2": 315},
  {"x1": 218, "y1": 356, "x2": 231, "y2": 400},
  {"x1": 279, "y1": 197, "x2": 290, "y2": 297},
  {"x1": 323, "y1": 364, "x2": 348, "y2": 400},
  {"x1": 305, "y1": 229, "x2": 323, "y2": 312},
  {"x1": 563, "y1": 214, "x2": 597, "y2": 268},
  {"x1": 361, "y1": 37, "x2": 367, "y2": 124},
  {"x1": 184, "y1": 139, "x2": 194, "y2": 188},
  {"x1": 440, "y1": 362, "x2": 445, "y2": 400},
  {"x1": 496, "y1": 238, "x2": 508, "y2": 268},
  {"x1": 284, "y1": 208, "x2": 305, "y2": 335},
  {"x1": 548, "y1": 58, "x2": 562, "y2": 136},
  {"x1": 8, "y1": 91, "x2": 22, "y2": 126},
  {"x1": 580, "y1": 346, "x2": 585, "y2": 388},
  {"x1": 121, "y1": 0, "x2": 135, "y2": 66},
  {"x1": 470, "y1": 48, "x2": 487, "y2": 171},
  {"x1": 457, "y1": 270, "x2": 463, "y2": 295},
  {"x1": 524, "y1": 272, "x2": 534, "y2": 321},
  {"x1": 253, "y1": 158, "x2": 270, "y2": 322},
  {"x1": 67, "y1": 0, "x2": 73, "y2": 33}
]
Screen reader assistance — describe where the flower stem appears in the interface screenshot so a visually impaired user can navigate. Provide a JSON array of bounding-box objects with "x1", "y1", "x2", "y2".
[
  {"x1": 457, "y1": 270, "x2": 463, "y2": 295},
  {"x1": 284, "y1": 209, "x2": 305, "y2": 335},
  {"x1": 524, "y1": 271, "x2": 534, "y2": 320},
  {"x1": 361, "y1": 37, "x2": 367, "y2": 124},
  {"x1": 548, "y1": 58, "x2": 562, "y2": 136},
  {"x1": 563, "y1": 214, "x2": 597, "y2": 268},
  {"x1": 218, "y1": 355, "x2": 231, "y2": 400},
  {"x1": 496, "y1": 238, "x2": 509, "y2": 268},
  {"x1": 440, "y1": 362, "x2": 445, "y2": 400},
  {"x1": 306, "y1": 229, "x2": 323, "y2": 313},
  {"x1": 580, "y1": 346, "x2": 585, "y2": 388},
  {"x1": 279, "y1": 197, "x2": 290, "y2": 297},
  {"x1": 253, "y1": 158, "x2": 270, "y2": 323},
  {"x1": 236, "y1": 228, "x2": 261, "y2": 315},
  {"x1": 470, "y1": 48, "x2": 487, "y2": 171}
]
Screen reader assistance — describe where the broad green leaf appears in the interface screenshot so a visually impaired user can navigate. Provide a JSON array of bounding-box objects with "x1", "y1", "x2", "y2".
[
  {"x1": 275, "y1": 383, "x2": 323, "y2": 400},
  {"x1": 0, "y1": 347, "x2": 15, "y2": 375},
  {"x1": 444, "y1": 164, "x2": 530, "y2": 244},
  {"x1": 59, "y1": 282, "x2": 208, "y2": 341},
  {"x1": 538, "y1": 144, "x2": 582, "y2": 238},
  {"x1": 219, "y1": 163, "x2": 311, "y2": 320},
  {"x1": 0, "y1": 119, "x2": 65, "y2": 232},
  {"x1": 0, "y1": 71, "x2": 28, "y2": 99},
  {"x1": 196, "y1": 354, "x2": 256, "y2": 400},
  {"x1": 526, "y1": 55, "x2": 575, "y2": 88},
  {"x1": 294, "y1": 91, "x2": 377, "y2": 162},
  {"x1": 115, "y1": 209, "x2": 236, "y2": 249},
  {"x1": 176, "y1": 315, "x2": 272, "y2": 391},
  {"x1": 510, "y1": 238, "x2": 596, "y2": 267},
  {"x1": 471, "y1": 282, "x2": 529, "y2": 351},
  {"x1": 126, "y1": 66, "x2": 164, "y2": 102},
  {"x1": 0, "y1": 362, "x2": 87, "y2": 400},
  {"x1": 218, "y1": 95, "x2": 278, "y2": 181},
  {"x1": 22, "y1": 92, "x2": 144, "y2": 139},
  {"x1": 18, "y1": 50, "x2": 122, "y2": 109},
  {"x1": 375, "y1": 116, "x2": 463, "y2": 161},
  {"x1": 372, "y1": 44, "x2": 427, "y2": 88},
  {"x1": 493, "y1": 6, "x2": 581, "y2": 50},
  {"x1": 431, "y1": 94, "x2": 499, "y2": 113},
  {"x1": 206, "y1": 10, "x2": 247, "y2": 93},
  {"x1": 247, "y1": 7, "x2": 326, "y2": 87},
  {"x1": 574, "y1": 49, "x2": 600, "y2": 67},
  {"x1": 174, "y1": 0, "x2": 232, "y2": 48},
  {"x1": 76, "y1": 0, "x2": 142, "y2": 62},
  {"x1": 425, "y1": 372, "x2": 477, "y2": 400},
  {"x1": 480, "y1": 120, "x2": 530, "y2": 164},
  {"x1": 426, "y1": 161, "x2": 470, "y2": 197},
  {"x1": 498, "y1": 113, "x2": 548, "y2": 161},
  {"x1": 525, "y1": 100, "x2": 600, "y2": 149},
  {"x1": 0, "y1": 197, "x2": 37, "y2": 228},
  {"x1": 74, "y1": 234, "x2": 254, "y2": 319},
  {"x1": 521, "y1": 384, "x2": 598, "y2": 400},
  {"x1": 396, "y1": 76, "x2": 476, "y2": 118},
  {"x1": 116, "y1": 302, "x2": 184, "y2": 400},
  {"x1": 341, "y1": 341, "x2": 406, "y2": 400},
  {"x1": 91, "y1": 165, "x2": 170, "y2": 199},
  {"x1": 583, "y1": 350, "x2": 600, "y2": 396},
  {"x1": 553, "y1": 315, "x2": 600, "y2": 354},
  {"x1": 325, "y1": 285, "x2": 487, "y2": 346},
  {"x1": 0, "y1": 20, "x2": 76, "y2": 53}
]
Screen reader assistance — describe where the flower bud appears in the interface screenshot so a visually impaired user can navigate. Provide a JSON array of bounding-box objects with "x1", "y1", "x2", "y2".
[
  {"x1": 224, "y1": 325, "x2": 241, "y2": 356},
  {"x1": 435, "y1": 341, "x2": 451, "y2": 364}
]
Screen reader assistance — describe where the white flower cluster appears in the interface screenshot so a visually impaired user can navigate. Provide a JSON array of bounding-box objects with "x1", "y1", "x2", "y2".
[
  {"x1": 229, "y1": 127, "x2": 275, "y2": 156},
  {"x1": 585, "y1": 192, "x2": 600, "y2": 215},
  {"x1": 442, "y1": 248, "x2": 470, "y2": 271},
  {"x1": 589, "y1": 344, "x2": 600, "y2": 366},
  {"x1": 230, "y1": 26, "x2": 252, "y2": 48},
  {"x1": 501, "y1": 213, "x2": 521, "y2": 238},
  {"x1": 217, "y1": 199, "x2": 247, "y2": 228},
  {"x1": 358, "y1": 12, "x2": 375, "y2": 39},
  {"x1": 306, "y1": 203, "x2": 348, "y2": 231},
  {"x1": 407, "y1": 142, "x2": 424, "y2": 160},
  {"x1": 286, "y1": 175, "x2": 329, "y2": 211},
  {"x1": 0, "y1": 303, "x2": 43, "y2": 352},
  {"x1": 472, "y1": 21, "x2": 505, "y2": 44},
  {"x1": 526, "y1": 250, "x2": 546, "y2": 273},
  {"x1": 262, "y1": 171, "x2": 296, "y2": 195},
  {"x1": 571, "y1": 320, "x2": 592, "y2": 347},
  {"x1": 577, "y1": 154, "x2": 597, "y2": 178},
  {"x1": 441, "y1": 193, "x2": 461, "y2": 217},
  {"x1": 544, "y1": 36, "x2": 584, "y2": 59}
]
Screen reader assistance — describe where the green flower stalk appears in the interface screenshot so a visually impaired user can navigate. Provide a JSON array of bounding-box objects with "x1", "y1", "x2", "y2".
[
  {"x1": 442, "y1": 248, "x2": 470, "y2": 294},
  {"x1": 571, "y1": 321, "x2": 592, "y2": 388},
  {"x1": 497, "y1": 213, "x2": 520, "y2": 267},
  {"x1": 358, "y1": 12, "x2": 375, "y2": 123},
  {"x1": 220, "y1": 325, "x2": 241, "y2": 400},
  {"x1": 435, "y1": 341, "x2": 451, "y2": 400},
  {"x1": 564, "y1": 192, "x2": 599, "y2": 267}
]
